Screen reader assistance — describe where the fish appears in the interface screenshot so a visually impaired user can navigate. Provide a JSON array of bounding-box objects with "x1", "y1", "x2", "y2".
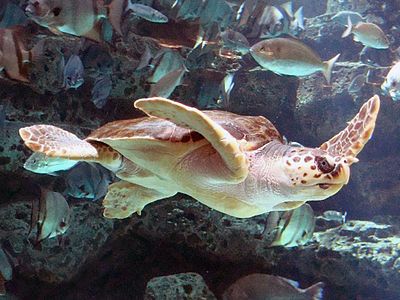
[
  {"x1": 238, "y1": 1, "x2": 303, "y2": 38},
  {"x1": 198, "y1": 0, "x2": 232, "y2": 29},
  {"x1": 31, "y1": 189, "x2": 72, "y2": 243},
  {"x1": 127, "y1": 3, "x2": 168, "y2": 23},
  {"x1": 256, "y1": 5, "x2": 287, "y2": 37},
  {"x1": 270, "y1": 203, "x2": 315, "y2": 247},
  {"x1": 175, "y1": 0, "x2": 204, "y2": 20},
  {"x1": 331, "y1": 10, "x2": 364, "y2": 25},
  {"x1": 91, "y1": 74, "x2": 112, "y2": 108},
  {"x1": 219, "y1": 29, "x2": 250, "y2": 55},
  {"x1": 219, "y1": 72, "x2": 235, "y2": 107},
  {"x1": 290, "y1": 6, "x2": 304, "y2": 32},
  {"x1": 250, "y1": 38, "x2": 340, "y2": 83},
  {"x1": 321, "y1": 210, "x2": 347, "y2": 224},
  {"x1": 64, "y1": 162, "x2": 112, "y2": 201},
  {"x1": 63, "y1": 54, "x2": 84, "y2": 89},
  {"x1": 348, "y1": 73, "x2": 366, "y2": 93},
  {"x1": 223, "y1": 273, "x2": 324, "y2": 300},
  {"x1": 136, "y1": 45, "x2": 153, "y2": 71},
  {"x1": 149, "y1": 66, "x2": 187, "y2": 98},
  {"x1": 342, "y1": 17, "x2": 389, "y2": 49},
  {"x1": 24, "y1": 152, "x2": 78, "y2": 175},
  {"x1": 0, "y1": 1, "x2": 28, "y2": 29},
  {"x1": 25, "y1": 0, "x2": 126, "y2": 41},
  {"x1": 0, "y1": 26, "x2": 43, "y2": 82},
  {"x1": 381, "y1": 61, "x2": 400, "y2": 101},
  {"x1": 148, "y1": 50, "x2": 185, "y2": 83}
]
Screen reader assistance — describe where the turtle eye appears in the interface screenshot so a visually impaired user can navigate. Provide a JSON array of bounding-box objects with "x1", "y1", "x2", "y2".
[{"x1": 315, "y1": 156, "x2": 335, "y2": 173}]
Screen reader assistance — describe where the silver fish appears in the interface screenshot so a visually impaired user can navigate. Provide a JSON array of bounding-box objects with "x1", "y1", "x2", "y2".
[
  {"x1": 331, "y1": 10, "x2": 364, "y2": 25},
  {"x1": 127, "y1": 3, "x2": 168, "y2": 23},
  {"x1": 91, "y1": 74, "x2": 112, "y2": 108},
  {"x1": 65, "y1": 162, "x2": 112, "y2": 201},
  {"x1": 219, "y1": 29, "x2": 250, "y2": 55},
  {"x1": 321, "y1": 210, "x2": 347, "y2": 224},
  {"x1": 33, "y1": 189, "x2": 72, "y2": 242},
  {"x1": 348, "y1": 73, "x2": 366, "y2": 93},
  {"x1": 290, "y1": 6, "x2": 304, "y2": 32},
  {"x1": 24, "y1": 152, "x2": 78, "y2": 175},
  {"x1": 149, "y1": 66, "x2": 187, "y2": 98},
  {"x1": 257, "y1": 5, "x2": 287, "y2": 38},
  {"x1": 63, "y1": 54, "x2": 84, "y2": 89},
  {"x1": 223, "y1": 273, "x2": 324, "y2": 300},
  {"x1": 219, "y1": 72, "x2": 235, "y2": 107},
  {"x1": 250, "y1": 38, "x2": 340, "y2": 83},
  {"x1": 148, "y1": 50, "x2": 185, "y2": 83},
  {"x1": 270, "y1": 203, "x2": 315, "y2": 247},
  {"x1": 381, "y1": 61, "x2": 400, "y2": 101},
  {"x1": 342, "y1": 17, "x2": 389, "y2": 49},
  {"x1": 136, "y1": 45, "x2": 153, "y2": 71}
]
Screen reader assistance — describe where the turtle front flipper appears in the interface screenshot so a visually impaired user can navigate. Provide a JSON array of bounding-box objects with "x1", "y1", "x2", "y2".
[
  {"x1": 102, "y1": 181, "x2": 176, "y2": 219},
  {"x1": 19, "y1": 125, "x2": 98, "y2": 159},
  {"x1": 319, "y1": 95, "x2": 380, "y2": 165},
  {"x1": 134, "y1": 97, "x2": 249, "y2": 183}
]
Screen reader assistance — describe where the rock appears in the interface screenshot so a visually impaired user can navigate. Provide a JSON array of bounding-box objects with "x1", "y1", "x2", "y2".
[
  {"x1": 120, "y1": 199, "x2": 400, "y2": 299},
  {"x1": 144, "y1": 272, "x2": 216, "y2": 300},
  {"x1": 0, "y1": 198, "x2": 114, "y2": 285}
]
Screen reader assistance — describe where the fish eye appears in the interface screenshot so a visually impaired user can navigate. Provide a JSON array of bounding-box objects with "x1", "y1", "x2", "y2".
[
  {"x1": 391, "y1": 81, "x2": 397, "y2": 88},
  {"x1": 52, "y1": 7, "x2": 61, "y2": 16},
  {"x1": 315, "y1": 156, "x2": 335, "y2": 173},
  {"x1": 59, "y1": 221, "x2": 66, "y2": 228}
]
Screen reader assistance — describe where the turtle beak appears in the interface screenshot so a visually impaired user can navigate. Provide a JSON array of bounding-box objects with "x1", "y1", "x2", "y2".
[
  {"x1": 319, "y1": 162, "x2": 350, "y2": 191},
  {"x1": 332, "y1": 163, "x2": 350, "y2": 185}
]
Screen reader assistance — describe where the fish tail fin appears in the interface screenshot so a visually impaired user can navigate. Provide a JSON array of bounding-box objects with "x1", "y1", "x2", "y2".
[
  {"x1": 19, "y1": 125, "x2": 98, "y2": 159},
  {"x1": 281, "y1": 1, "x2": 293, "y2": 18},
  {"x1": 323, "y1": 53, "x2": 340, "y2": 84},
  {"x1": 294, "y1": 7, "x2": 304, "y2": 29},
  {"x1": 342, "y1": 16, "x2": 353, "y2": 38},
  {"x1": 304, "y1": 282, "x2": 324, "y2": 300},
  {"x1": 107, "y1": 0, "x2": 124, "y2": 35}
]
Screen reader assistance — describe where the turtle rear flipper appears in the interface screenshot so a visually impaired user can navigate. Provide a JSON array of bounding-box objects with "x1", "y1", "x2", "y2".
[
  {"x1": 19, "y1": 125, "x2": 98, "y2": 159},
  {"x1": 134, "y1": 97, "x2": 249, "y2": 183},
  {"x1": 103, "y1": 181, "x2": 175, "y2": 219},
  {"x1": 320, "y1": 95, "x2": 380, "y2": 165}
]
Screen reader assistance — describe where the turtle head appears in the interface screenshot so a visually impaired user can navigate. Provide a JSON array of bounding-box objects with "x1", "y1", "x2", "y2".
[
  {"x1": 283, "y1": 95, "x2": 380, "y2": 202},
  {"x1": 283, "y1": 147, "x2": 350, "y2": 200}
]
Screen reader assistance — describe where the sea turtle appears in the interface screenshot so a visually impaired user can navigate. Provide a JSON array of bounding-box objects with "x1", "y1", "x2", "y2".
[{"x1": 19, "y1": 95, "x2": 380, "y2": 219}]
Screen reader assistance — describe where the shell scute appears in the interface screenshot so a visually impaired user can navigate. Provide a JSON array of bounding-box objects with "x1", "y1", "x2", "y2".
[{"x1": 87, "y1": 110, "x2": 282, "y2": 150}]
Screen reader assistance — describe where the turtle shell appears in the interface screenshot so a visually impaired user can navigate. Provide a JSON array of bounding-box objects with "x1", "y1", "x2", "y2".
[{"x1": 87, "y1": 110, "x2": 283, "y2": 151}]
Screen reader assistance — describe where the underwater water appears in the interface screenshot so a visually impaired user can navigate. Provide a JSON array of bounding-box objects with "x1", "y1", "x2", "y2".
[{"x1": 0, "y1": 0, "x2": 399, "y2": 299}]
